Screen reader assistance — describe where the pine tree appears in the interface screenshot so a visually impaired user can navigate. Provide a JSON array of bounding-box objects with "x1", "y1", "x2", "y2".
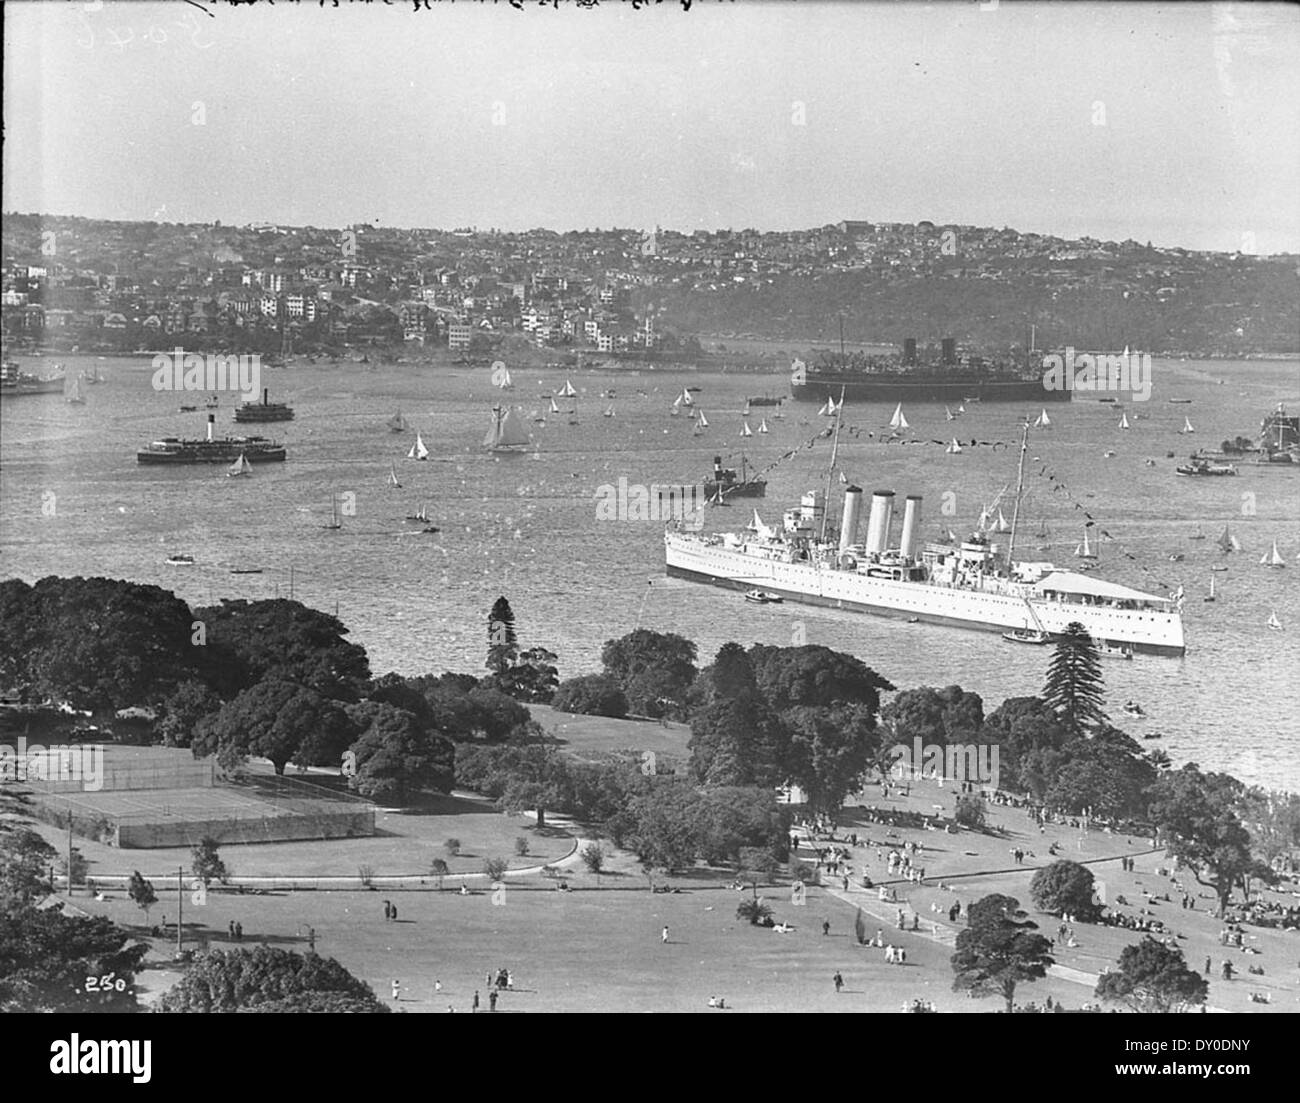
[
  {"x1": 486, "y1": 596, "x2": 518, "y2": 675},
  {"x1": 1042, "y1": 622, "x2": 1107, "y2": 737}
]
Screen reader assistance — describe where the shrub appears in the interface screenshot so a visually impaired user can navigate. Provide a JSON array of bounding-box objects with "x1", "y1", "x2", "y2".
[
  {"x1": 736, "y1": 897, "x2": 773, "y2": 926},
  {"x1": 552, "y1": 674, "x2": 629, "y2": 719},
  {"x1": 1030, "y1": 860, "x2": 1100, "y2": 920},
  {"x1": 428, "y1": 858, "x2": 449, "y2": 890},
  {"x1": 483, "y1": 856, "x2": 509, "y2": 881},
  {"x1": 443, "y1": 837, "x2": 461, "y2": 858},
  {"x1": 955, "y1": 794, "x2": 987, "y2": 830},
  {"x1": 358, "y1": 865, "x2": 375, "y2": 887},
  {"x1": 580, "y1": 843, "x2": 605, "y2": 874},
  {"x1": 514, "y1": 836, "x2": 530, "y2": 857}
]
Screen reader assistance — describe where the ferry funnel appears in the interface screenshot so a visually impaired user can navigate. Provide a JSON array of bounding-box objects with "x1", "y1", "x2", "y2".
[
  {"x1": 899, "y1": 495, "x2": 923, "y2": 559},
  {"x1": 864, "y1": 490, "x2": 895, "y2": 555},
  {"x1": 207, "y1": 414, "x2": 215, "y2": 442},
  {"x1": 839, "y1": 485, "x2": 864, "y2": 552}
]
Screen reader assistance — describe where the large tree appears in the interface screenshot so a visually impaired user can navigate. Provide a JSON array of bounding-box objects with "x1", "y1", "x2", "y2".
[
  {"x1": 981, "y1": 696, "x2": 1072, "y2": 796},
  {"x1": 193, "y1": 679, "x2": 355, "y2": 775},
  {"x1": 0, "y1": 902, "x2": 148, "y2": 1013},
  {"x1": 345, "y1": 702, "x2": 455, "y2": 804},
  {"x1": 1148, "y1": 765, "x2": 1267, "y2": 916},
  {"x1": 6, "y1": 577, "x2": 200, "y2": 714},
  {"x1": 783, "y1": 703, "x2": 880, "y2": 812},
  {"x1": 1030, "y1": 860, "x2": 1101, "y2": 919},
  {"x1": 600, "y1": 629, "x2": 698, "y2": 719},
  {"x1": 748, "y1": 644, "x2": 894, "y2": 714},
  {"x1": 157, "y1": 945, "x2": 388, "y2": 1013},
  {"x1": 193, "y1": 599, "x2": 371, "y2": 702},
  {"x1": 689, "y1": 644, "x2": 789, "y2": 788},
  {"x1": 1095, "y1": 937, "x2": 1208, "y2": 1013},
  {"x1": 1044, "y1": 728, "x2": 1156, "y2": 819},
  {"x1": 454, "y1": 743, "x2": 573, "y2": 829},
  {"x1": 951, "y1": 894, "x2": 1055, "y2": 1013},
  {"x1": 0, "y1": 823, "x2": 58, "y2": 904},
  {"x1": 156, "y1": 679, "x2": 224, "y2": 748},
  {"x1": 880, "y1": 684, "x2": 985, "y2": 748},
  {"x1": 1042, "y1": 622, "x2": 1107, "y2": 736},
  {"x1": 486, "y1": 596, "x2": 519, "y2": 675}
]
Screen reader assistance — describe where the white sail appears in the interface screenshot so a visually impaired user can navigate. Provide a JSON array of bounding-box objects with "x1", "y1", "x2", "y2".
[
  {"x1": 889, "y1": 403, "x2": 905, "y2": 429},
  {"x1": 818, "y1": 399, "x2": 831, "y2": 417},
  {"x1": 1034, "y1": 408, "x2": 1051, "y2": 427},
  {"x1": 67, "y1": 378, "x2": 85, "y2": 404},
  {"x1": 408, "y1": 433, "x2": 429, "y2": 460},
  {"x1": 1263, "y1": 541, "x2": 1286, "y2": 567},
  {"x1": 741, "y1": 421, "x2": 753, "y2": 437},
  {"x1": 1268, "y1": 611, "x2": 1283, "y2": 630},
  {"x1": 946, "y1": 439, "x2": 962, "y2": 454},
  {"x1": 550, "y1": 397, "x2": 560, "y2": 414},
  {"x1": 227, "y1": 452, "x2": 251, "y2": 477},
  {"x1": 957, "y1": 404, "x2": 965, "y2": 414},
  {"x1": 945, "y1": 407, "x2": 955, "y2": 421},
  {"x1": 697, "y1": 411, "x2": 709, "y2": 429},
  {"x1": 604, "y1": 406, "x2": 615, "y2": 418},
  {"x1": 496, "y1": 369, "x2": 513, "y2": 390},
  {"x1": 897, "y1": 411, "x2": 909, "y2": 430},
  {"x1": 1182, "y1": 417, "x2": 1194, "y2": 434},
  {"x1": 1119, "y1": 412, "x2": 1130, "y2": 429},
  {"x1": 839, "y1": 471, "x2": 848, "y2": 484},
  {"x1": 996, "y1": 508, "x2": 1011, "y2": 533},
  {"x1": 1217, "y1": 525, "x2": 1240, "y2": 553},
  {"x1": 559, "y1": 379, "x2": 578, "y2": 398},
  {"x1": 747, "y1": 509, "x2": 774, "y2": 539},
  {"x1": 1207, "y1": 575, "x2": 1215, "y2": 599},
  {"x1": 1076, "y1": 527, "x2": 1097, "y2": 559},
  {"x1": 759, "y1": 419, "x2": 769, "y2": 433},
  {"x1": 388, "y1": 463, "x2": 402, "y2": 488},
  {"x1": 680, "y1": 388, "x2": 693, "y2": 407}
]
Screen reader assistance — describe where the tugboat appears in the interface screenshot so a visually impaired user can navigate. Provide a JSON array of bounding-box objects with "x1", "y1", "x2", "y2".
[
  {"x1": 703, "y1": 454, "x2": 766, "y2": 500},
  {"x1": 137, "y1": 414, "x2": 287, "y2": 464},
  {"x1": 1176, "y1": 455, "x2": 1237, "y2": 476},
  {"x1": 234, "y1": 389, "x2": 295, "y2": 423}
]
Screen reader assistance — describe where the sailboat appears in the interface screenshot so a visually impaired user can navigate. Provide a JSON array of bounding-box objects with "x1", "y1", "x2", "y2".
[
  {"x1": 1203, "y1": 575, "x2": 1216, "y2": 603},
  {"x1": 889, "y1": 403, "x2": 908, "y2": 431},
  {"x1": 388, "y1": 462, "x2": 402, "y2": 489},
  {"x1": 66, "y1": 377, "x2": 85, "y2": 405},
  {"x1": 1179, "y1": 416, "x2": 1195, "y2": 434},
  {"x1": 740, "y1": 421, "x2": 753, "y2": 437},
  {"x1": 495, "y1": 368, "x2": 513, "y2": 390},
  {"x1": 408, "y1": 433, "x2": 429, "y2": 461},
  {"x1": 670, "y1": 394, "x2": 682, "y2": 417},
  {"x1": 956, "y1": 403, "x2": 966, "y2": 414},
  {"x1": 743, "y1": 400, "x2": 752, "y2": 416},
  {"x1": 387, "y1": 409, "x2": 408, "y2": 433},
  {"x1": 485, "y1": 405, "x2": 531, "y2": 453},
  {"x1": 226, "y1": 452, "x2": 252, "y2": 478},
  {"x1": 818, "y1": 398, "x2": 833, "y2": 417},
  {"x1": 1217, "y1": 525, "x2": 1242, "y2": 554},
  {"x1": 945, "y1": 406, "x2": 956, "y2": 421},
  {"x1": 1076, "y1": 526, "x2": 1099, "y2": 560},
  {"x1": 1189, "y1": 525, "x2": 1206, "y2": 541},
  {"x1": 550, "y1": 397, "x2": 561, "y2": 415},
  {"x1": 558, "y1": 380, "x2": 578, "y2": 399},
  {"x1": 678, "y1": 387, "x2": 693, "y2": 408},
  {"x1": 323, "y1": 496, "x2": 342, "y2": 530},
  {"x1": 604, "y1": 406, "x2": 615, "y2": 418},
  {"x1": 405, "y1": 503, "x2": 430, "y2": 523},
  {"x1": 772, "y1": 406, "x2": 785, "y2": 420},
  {"x1": 758, "y1": 419, "x2": 769, "y2": 433},
  {"x1": 1267, "y1": 610, "x2": 1283, "y2": 631},
  {"x1": 695, "y1": 411, "x2": 709, "y2": 430},
  {"x1": 1118, "y1": 412, "x2": 1131, "y2": 429},
  {"x1": 995, "y1": 508, "x2": 1011, "y2": 533},
  {"x1": 945, "y1": 439, "x2": 963, "y2": 454},
  {"x1": 1033, "y1": 408, "x2": 1051, "y2": 428},
  {"x1": 1261, "y1": 541, "x2": 1286, "y2": 568},
  {"x1": 839, "y1": 471, "x2": 849, "y2": 485}
]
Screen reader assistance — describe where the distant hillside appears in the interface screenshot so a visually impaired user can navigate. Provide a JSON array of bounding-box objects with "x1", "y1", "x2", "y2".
[{"x1": 644, "y1": 263, "x2": 1299, "y2": 357}]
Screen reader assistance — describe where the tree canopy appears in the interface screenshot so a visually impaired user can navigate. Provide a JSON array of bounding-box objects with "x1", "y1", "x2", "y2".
[
  {"x1": 1042, "y1": 622, "x2": 1107, "y2": 736},
  {"x1": 1095, "y1": 937, "x2": 1208, "y2": 1013},
  {"x1": 950, "y1": 894, "x2": 1055, "y2": 1013},
  {"x1": 157, "y1": 945, "x2": 388, "y2": 1013}
]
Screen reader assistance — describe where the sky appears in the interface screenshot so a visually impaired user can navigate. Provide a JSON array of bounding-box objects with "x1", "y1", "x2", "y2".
[{"x1": 4, "y1": 0, "x2": 1299, "y2": 253}]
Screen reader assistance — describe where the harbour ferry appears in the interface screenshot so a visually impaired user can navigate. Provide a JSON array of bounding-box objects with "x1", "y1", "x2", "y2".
[
  {"x1": 137, "y1": 414, "x2": 287, "y2": 465},
  {"x1": 665, "y1": 421, "x2": 1185, "y2": 656}
]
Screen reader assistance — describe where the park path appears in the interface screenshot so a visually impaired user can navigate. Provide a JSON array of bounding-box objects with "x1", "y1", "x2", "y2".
[{"x1": 812, "y1": 851, "x2": 1230, "y2": 1011}]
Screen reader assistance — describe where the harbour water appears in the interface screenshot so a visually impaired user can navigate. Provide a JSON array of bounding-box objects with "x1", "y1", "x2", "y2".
[{"x1": 2, "y1": 354, "x2": 1298, "y2": 790}]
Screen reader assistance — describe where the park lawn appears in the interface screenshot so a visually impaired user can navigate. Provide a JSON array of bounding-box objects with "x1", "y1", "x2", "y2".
[
  {"x1": 529, "y1": 704, "x2": 691, "y2": 762},
  {"x1": 86, "y1": 872, "x2": 1106, "y2": 1014},
  {"x1": 14, "y1": 790, "x2": 577, "y2": 880}
]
